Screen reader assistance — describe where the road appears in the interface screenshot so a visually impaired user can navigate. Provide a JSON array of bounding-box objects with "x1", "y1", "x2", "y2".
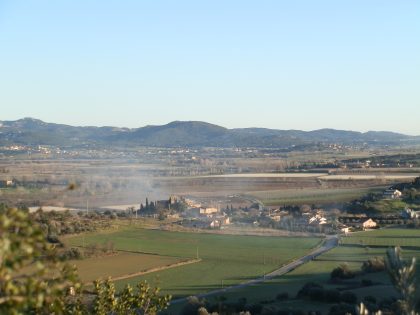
[{"x1": 170, "y1": 234, "x2": 338, "y2": 305}]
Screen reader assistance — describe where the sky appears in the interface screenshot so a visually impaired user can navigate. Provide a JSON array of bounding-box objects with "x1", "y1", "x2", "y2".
[{"x1": 0, "y1": 1, "x2": 419, "y2": 134}]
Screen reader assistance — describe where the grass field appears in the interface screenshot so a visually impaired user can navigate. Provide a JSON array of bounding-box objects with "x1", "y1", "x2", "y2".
[
  {"x1": 65, "y1": 228, "x2": 321, "y2": 298},
  {"x1": 71, "y1": 252, "x2": 182, "y2": 283},
  {"x1": 364, "y1": 199, "x2": 420, "y2": 213},
  {"x1": 195, "y1": 228, "x2": 420, "y2": 315},
  {"x1": 252, "y1": 187, "x2": 384, "y2": 206}
]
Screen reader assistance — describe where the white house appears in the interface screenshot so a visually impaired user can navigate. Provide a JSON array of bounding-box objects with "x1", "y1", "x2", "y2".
[
  {"x1": 200, "y1": 207, "x2": 218, "y2": 216},
  {"x1": 383, "y1": 189, "x2": 402, "y2": 200},
  {"x1": 309, "y1": 214, "x2": 327, "y2": 225},
  {"x1": 209, "y1": 220, "x2": 221, "y2": 229},
  {"x1": 401, "y1": 208, "x2": 418, "y2": 219},
  {"x1": 362, "y1": 218, "x2": 377, "y2": 230},
  {"x1": 340, "y1": 226, "x2": 350, "y2": 234}
]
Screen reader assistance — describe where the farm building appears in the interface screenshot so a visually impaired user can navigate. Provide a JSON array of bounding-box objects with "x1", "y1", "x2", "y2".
[
  {"x1": 201, "y1": 207, "x2": 218, "y2": 215},
  {"x1": 219, "y1": 216, "x2": 230, "y2": 225},
  {"x1": 362, "y1": 218, "x2": 377, "y2": 230},
  {"x1": 0, "y1": 180, "x2": 14, "y2": 188},
  {"x1": 269, "y1": 214, "x2": 281, "y2": 222},
  {"x1": 401, "y1": 208, "x2": 419, "y2": 219},
  {"x1": 209, "y1": 220, "x2": 221, "y2": 229},
  {"x1": 189, "y1": 207, "x2": 219, "y2": 217},
  {"x1": 383, "y1": 189, "x2": 402, "y2": 200},
  {"x1": 184, "y1": 198, "x2": 202, "y2": 208},
  {"x1": 155, "y1": 195, "x2": 179, "y2": 210},
  {"x1": 167, "y1": 213, "x2": 180, "y2": 219},
  {"x1": 183, "y1": 215, "x2": 230, "y2": 229},
  {"x1": 309, "y1": 214, "x2": 327, "y2": 225},
  {"x1": 339, "y1": 225, "x2": 350, "y2": 234}
]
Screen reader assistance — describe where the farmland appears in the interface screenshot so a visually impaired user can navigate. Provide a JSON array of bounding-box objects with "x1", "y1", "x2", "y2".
[
  {"x1": 1, "y1": 146, "x2": 420, "y2": 313},
  {"x1": 71, "y1": 252, "x2": 183, "y2": 284},
  {"x1": 198, "y1": 228, "x2": 420, "y2": 314},
  {"x1": 250, "y1": 187, "x2": 385, "y2": 206},
  {"x1": 65, "y1": 227, "x2": 321, "y2": 297}
]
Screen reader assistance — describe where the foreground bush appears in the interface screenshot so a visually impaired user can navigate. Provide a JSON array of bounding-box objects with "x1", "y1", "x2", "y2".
[
  {"x1": 0, "y1": 207, "x2": 171, "y2": 315},
  {"x1": 92, "y1": 278, "x2": 171, "y2": 315},
  {"x1": 0, "y1": 207, "x2": 82, "y2": 314}
]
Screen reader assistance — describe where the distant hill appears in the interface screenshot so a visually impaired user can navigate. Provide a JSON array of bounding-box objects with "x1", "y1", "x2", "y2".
[{"x1": 0, "y1": 118, "x2": 419, "y2": 148}]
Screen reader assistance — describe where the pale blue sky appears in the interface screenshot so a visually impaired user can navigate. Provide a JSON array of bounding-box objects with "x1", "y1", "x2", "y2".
[{"x1": 0, "y1": 1, "x2": 419, "y2": 134}]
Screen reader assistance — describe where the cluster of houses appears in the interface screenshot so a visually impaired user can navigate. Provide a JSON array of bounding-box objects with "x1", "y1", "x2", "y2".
[
  {"x1": 139, "y1": 184, "x2": 415, "y2": 232},
  {"x1": 137, "y1": 195, "x2": 231, "y2": 229},
  {"x1": 257, "y1": 206, "x2": 380, "y2": 234},
  {"x1": 183, "y1": 205, "x2": 231, "y2": 229},
  {"x1": 338, "y1": 217, "x2": 377, "y2": 234}
]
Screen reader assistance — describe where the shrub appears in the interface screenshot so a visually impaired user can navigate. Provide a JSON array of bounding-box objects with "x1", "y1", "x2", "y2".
[
  {"x1": 340, "y1": 291, "x2": 357, "y2": 304},
  {"x1": 361, "y1": 256, "x2": 385, "y2": 273},
  {"x1": 330, "y1": 263, "x2": 355, "y2": 279},
  {"x1": 297, "y1": 282, "x2": 323, "y2": 298},
  {"x1": 324, "y1": 289, "x2": 341, "y2": 303},
  {"x1": 361, "y1": 279, "x2": 373, "y2": 287},
  {"x1": 329, "y1": 304, "x2": 357, "y2": 315},
  {"x1": 181, "y1": 296, "x2": 207, "y2": 315},
  {"x1": 308, "y1": 287, "x2": 325, "y2": 301},
  {"x1": 364, "y1": 296, "x2": 376, "y2": 304},
  {"x1": 60, "y1": 247, "x2": 84, "y2": 260},
  {"x1": 245, "y1": 303, "x2": 263, "y2": 314},
  {"x1": 363, "y1": 295, "x2": 379, "y2": 312},
  {"x1": 278, "y1": 311, "x2": 308, "y2": 315},
  {"x1": 276, "y1": 292, "x2": 289, "y2": 301}
]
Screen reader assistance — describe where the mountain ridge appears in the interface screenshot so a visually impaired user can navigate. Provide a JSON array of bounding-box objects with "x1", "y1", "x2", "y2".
[{"x1": 0, "y1": 118, "x2": 419, "y2": 148}]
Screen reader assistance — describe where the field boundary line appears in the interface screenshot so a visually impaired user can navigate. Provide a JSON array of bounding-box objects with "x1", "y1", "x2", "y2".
[{"x1": 84, "y1": 258, "x2": 202, "y2": 286}]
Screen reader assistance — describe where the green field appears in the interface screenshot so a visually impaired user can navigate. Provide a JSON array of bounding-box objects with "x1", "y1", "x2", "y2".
[
  {"x1": 65, "y1": 228, "x2": 321, "y2": 298},
  {"x1": 201, "y1": 228, "x2": 420, "y2": 314},
  {"x1": 252, "y1": 187, "x2": 383, "y2": 206},
  {"x1": 71, "y1": 252, "x2": 182, "y2": 283},
  {"x1": 363, "y1": 199, "x2": 420, "y2": 213}
]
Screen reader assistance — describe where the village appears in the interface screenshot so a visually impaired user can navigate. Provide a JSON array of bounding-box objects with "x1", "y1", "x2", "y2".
[{"x1": 131, "y1": 184, "x2": 420, "y2": 235}]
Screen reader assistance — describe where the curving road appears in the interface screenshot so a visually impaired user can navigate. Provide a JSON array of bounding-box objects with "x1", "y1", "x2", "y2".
[{"x1": 171, "y1": 235, "x2": 338, "y2": 305}]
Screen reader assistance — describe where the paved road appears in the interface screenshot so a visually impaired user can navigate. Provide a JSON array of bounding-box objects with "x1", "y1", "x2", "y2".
[{"x1": 171, "y1": 235, "x2": 338, "y2": 305}]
